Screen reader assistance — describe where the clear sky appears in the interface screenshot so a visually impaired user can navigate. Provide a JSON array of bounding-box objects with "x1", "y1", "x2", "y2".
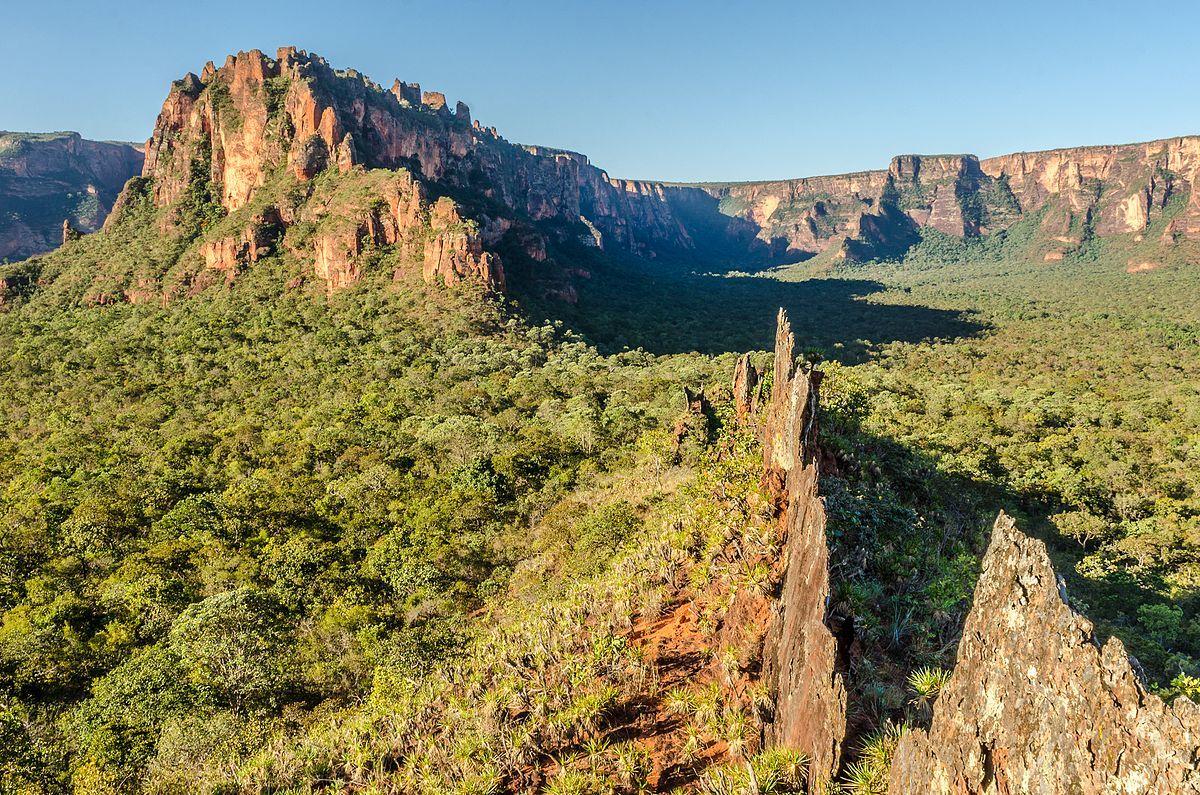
[{"x1": 3, "y1": 0, "x2": 1198, "y2": 182}]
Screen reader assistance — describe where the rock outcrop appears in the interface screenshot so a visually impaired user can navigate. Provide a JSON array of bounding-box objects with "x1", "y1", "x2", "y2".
[
  {"x1": 0, "y1": 131, "x2": 143, "y2": 261},
  {"x1": 139, "y1": 48, "x2": 695, "y2": 266},
  {"x1": 122, "y1": 47, "x2": 716, "y2": 296},
  {"x1": 719, "y1": 310, "x2": 847, "y2": 788},
  {"x1": 20, "y1": 49, "x2": 1200, "y2": 301},
  {"x1": 889, "y1": 513, "x2": 1200, "y2": 794},
  {"x1": 61, "y1": 219, "x2": 81, "y2": 245},
  {"x1": 758, "y1": 311, "x2": 847, "y2": 783},
  {"x1": 198, "y1": 207, "x2": 282, "y2": 280},
  {"x1": 732, "y1": 353, "x2": 760, "y2": 422}
]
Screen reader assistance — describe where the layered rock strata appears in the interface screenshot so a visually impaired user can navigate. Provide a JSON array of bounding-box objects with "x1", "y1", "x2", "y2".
[
  {"x1": 683, "y1": 137, "x2": 1200, "y2": 262},
  {"x1": 0, "y1": 131, "x2": 143, "y2": 261},
  {"x1": 137, "y1": 47, "x2": 696, "y2": 295}
]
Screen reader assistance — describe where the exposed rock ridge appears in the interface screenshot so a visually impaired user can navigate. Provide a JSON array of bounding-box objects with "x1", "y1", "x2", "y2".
[
  {"x1": 720, "y1": 310, "x2": 847, "y2": 789},
  {"x1": 889, "y1": 512, "x2": 1200, "y2": 794},
  {"x1": 0, "y1": 131, "x2": 144, "y2": 261},
  {"x1": 759, "y1": 310, "x2": 847, "y2": 785}
]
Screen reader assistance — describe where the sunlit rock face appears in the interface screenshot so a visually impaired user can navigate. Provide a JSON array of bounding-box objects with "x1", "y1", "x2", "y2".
[
  {"x1": 889, "y1": 513, "x2": 1200, "y2": 795},
  {"x1": 682, "y1": 137, "x2": 1200, "y2": 262}
]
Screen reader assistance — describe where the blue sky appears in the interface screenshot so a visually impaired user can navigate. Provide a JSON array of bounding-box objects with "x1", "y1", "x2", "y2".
[{"x1": 4, "y1": 0, "x2": 1198, "y2": 182}]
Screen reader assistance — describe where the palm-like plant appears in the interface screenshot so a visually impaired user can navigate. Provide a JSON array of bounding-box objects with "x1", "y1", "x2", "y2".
[{"x1": 906, "y1": 666, "x2": 951, "y2": 714}]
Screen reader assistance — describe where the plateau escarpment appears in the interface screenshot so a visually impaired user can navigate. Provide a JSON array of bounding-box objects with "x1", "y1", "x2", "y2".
[
  {"x1": 124, "y1": 47, "x2": 703, "y2": 300},
  {"x1": 0, "y1": 132, "x2": 143, "y2": 261},
  {"x1": 683, "y1": 137, "x2": 1200, "y2": 263},
  {"x1": 6, "y1": 49, "x2": 1197, "y2": 303}
]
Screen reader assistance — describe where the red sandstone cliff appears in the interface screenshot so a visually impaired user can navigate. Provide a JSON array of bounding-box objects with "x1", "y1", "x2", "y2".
[
  {"x1": 13, "y1": 49, "x2": 1198, "y2": 300},
  {"x1": 980, "y1": 136, "x2": 1200, "y2": 242},
  {"x1": 121, "y1": 48, "x2": 715, "y2": 296},
  {"x1": 681, "y1": 137, "x2": 1200, "y2": 263},
  {"x1": 139, "y1": 49, "x2": 696, "y2": 280}
]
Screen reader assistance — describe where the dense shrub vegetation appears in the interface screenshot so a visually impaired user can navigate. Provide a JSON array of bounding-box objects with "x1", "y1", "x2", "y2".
[{"x1": 1, "y1": 172, "x2": 1198, "y2": 792}]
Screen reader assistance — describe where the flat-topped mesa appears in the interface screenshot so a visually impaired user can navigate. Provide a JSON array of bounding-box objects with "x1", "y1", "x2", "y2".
[
  {"x1": 889, "y1": 513, "x2": 1200, "y2": 794},
  {"x1": 139, "y1": 46, "x2": 695, "y2": 269},
  {"x1": 980, "y1": 136, "x2": 1200, "y2": 240},
  {"x1": 684, "y1": 137, "x2": 1200, "y2": 262},
  {"x1": 718, "y1": 310, "x2": 847, "y2": 789}
]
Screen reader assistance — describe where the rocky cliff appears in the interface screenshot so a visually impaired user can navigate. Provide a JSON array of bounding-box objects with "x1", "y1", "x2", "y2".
[
  {"x1": 129, "y1": 47, "x2": 702, "y2": 296},
  {"x1": 683, "y1": 137, "x2": 1200, "y2": 263},
  {"x1": 9, "y1": 50, "x2": 1198, "y2": 302},
  {"x1": 0, "y1": 132, "x2": 143, "y2": 261},
  {"x1": 889, "y1": 513, "x2": 1200, "y2": 794},
  {"x1": 719, "y1": 310, "x2": 848, "y2": 788}
]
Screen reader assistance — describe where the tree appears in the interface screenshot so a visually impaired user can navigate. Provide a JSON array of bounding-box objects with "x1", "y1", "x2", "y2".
[{"x1": 167, "y1": 588, "x2": 291, "y2": 710}]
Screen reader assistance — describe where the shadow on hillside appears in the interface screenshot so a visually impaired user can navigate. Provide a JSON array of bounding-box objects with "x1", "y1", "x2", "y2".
[
  {"x1": 516, "y1": 263, "x2": 985, "y2": 361},
  {"x1": 659, "y1": 188, "x2": 817, "y2": 274},
  {"x1": 819, "y1": 400, "x2": 1196, "y2": 742}
]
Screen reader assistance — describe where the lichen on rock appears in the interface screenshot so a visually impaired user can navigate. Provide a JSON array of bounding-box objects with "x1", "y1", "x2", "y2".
[{"x1": 889, "y1": 512, "x2": 1200, "y2": 794}]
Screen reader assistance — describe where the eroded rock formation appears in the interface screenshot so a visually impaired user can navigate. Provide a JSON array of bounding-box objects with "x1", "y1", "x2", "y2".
[
  {"x1": 732, "y1": 353, "x2": 759, "y2": 422},
  {"x1": 0, "y1": 132, "x2": 143, "y2": 261},
  {"x1": 719, "y1": 310, "x2": 847, "y2": 788},
  {"x1": 19, "y1": 48, "x2": 1200, "y2": 302},
  {"x1": 759, "y1": 311, "x2": 847, "y2": 782},
  {"x1": 121, "y1": 47, "x2": 716, "y2": 295},
  {"x1": 889, "y1": 513, "x2": 1200, "y2": 794},
  {"x1": 685, "y1": 137, "x2": 1200, "y2": 262},
  {"x1": 139, "y1": 48, "x2": 695, "y2": 267}
]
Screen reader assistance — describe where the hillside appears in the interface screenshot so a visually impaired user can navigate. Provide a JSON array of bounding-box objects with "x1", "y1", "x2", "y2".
[
  {"x1": 0, "y1": 47, "x2": 1199, "y2": 795},
  {"x1": 0, "y1": 132, "x2": 144, "y2": 262}
]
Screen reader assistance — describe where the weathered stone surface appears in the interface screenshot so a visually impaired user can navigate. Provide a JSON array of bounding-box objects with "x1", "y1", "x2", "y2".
[
  {"x1": 759, "y1": 311, "x2": 846, "y2": 784},
  {"x1": 61, "y1": 219, "x2": 81, "y2": 245},
  {"x1": 681, "y1": 137, "x2": 1200, "y2": 262},
  {"x1": 732, "y1": 353, "x2": 759, "y2": 422},
  {"x1": 889, "y1": 513, "x2": 1200, "y2": 795},
  {"x1": 422, "y1": 197, "x2": 505, "y2": 290},
  {"x1": 0, "y1": 131, "x2": 143, "y2": 261},
  {"x1": 140, "y1": 48, "x2": 697, "y2": 268},
  {"x1": 718, "y1": 310, "x2": 847, "y2": 789},
  {"x1": 199, "y1": 207, "x2": 282, "y2": 279}
]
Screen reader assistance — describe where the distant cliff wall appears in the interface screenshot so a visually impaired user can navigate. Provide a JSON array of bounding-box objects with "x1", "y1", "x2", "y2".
[
  {"x1": 678, "y1": 137, "x2": 1200, "y2": 262},
  {"x1": 0, "y1": 132, "x2": 143, "y2": 261}
]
